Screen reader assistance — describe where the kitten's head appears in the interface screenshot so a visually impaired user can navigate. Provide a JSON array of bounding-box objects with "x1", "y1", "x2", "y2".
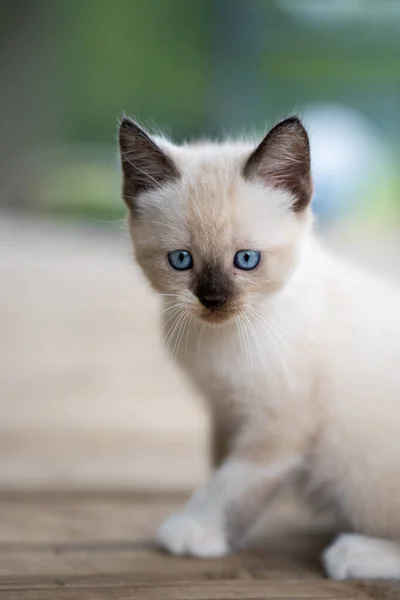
[{"x1": 119, "y1": 117, "x2": 312, "y2": 324}]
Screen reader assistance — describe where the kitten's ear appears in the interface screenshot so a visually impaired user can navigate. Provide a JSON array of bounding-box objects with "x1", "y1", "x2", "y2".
[
  {"x1": 243, "y1": 117, "x2": 312, "y2": 212},
  {"x1": 118, "y1": 118, "x2": 179, "y2": 209}
]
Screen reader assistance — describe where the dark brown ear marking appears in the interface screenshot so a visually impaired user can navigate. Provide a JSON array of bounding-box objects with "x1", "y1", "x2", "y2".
[
  {"x1": 243, "y1": 116, "x2": 312, "y2": 212},
  {"x1": 118, "y1": 118, "x2": 179, "y2": 209}
]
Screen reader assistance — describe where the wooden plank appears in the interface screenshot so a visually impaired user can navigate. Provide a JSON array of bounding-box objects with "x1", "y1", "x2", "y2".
[
  {"x1": 0, "y1": 540, "x2": 326, "y2": 582},
  {"x1": 0, "y1": 579, "x2": 380, "y2": 600},
  {"x1": 0, "y1": 490, "x2": 319, "y2": 546},
  {"x1": 0, "y1": 492, "x2": 398, "y2": 599}
]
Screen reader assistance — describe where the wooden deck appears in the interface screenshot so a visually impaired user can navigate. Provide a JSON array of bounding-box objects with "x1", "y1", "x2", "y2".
[
  {"x1": 0, "y1": 491, "x2": 398, "y2": 600},
  {"x1": 2, "y1": 218, "x2": 400, "y2": 598}
]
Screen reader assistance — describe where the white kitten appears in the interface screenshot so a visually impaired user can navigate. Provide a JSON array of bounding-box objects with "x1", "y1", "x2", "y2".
[{"x1": 119, "y1": 116, "x2": 400, "y2": 580}]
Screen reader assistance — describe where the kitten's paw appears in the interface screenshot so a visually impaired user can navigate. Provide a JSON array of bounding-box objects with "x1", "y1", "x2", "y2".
[
  {"x1": 157, "y1": 512, "x2": 230, "y2": 558},
  {"x1": 322, "y1": 533, "x2": 400, "y2": 581}
]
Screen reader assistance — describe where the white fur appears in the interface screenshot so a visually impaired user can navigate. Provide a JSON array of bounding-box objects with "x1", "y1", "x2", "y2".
[
  {"x1": 125, "y1": 130, "x2": 400, "y2": 579},
  {"x1": 158, "y1": 457, "x2": 301, "y2": 557},
  {"x1": 157, "y1": 512, "x2": 229, "y2": 558},
  {"x1": 323, "y1": 534, "x2": 400, "y2": 580}
]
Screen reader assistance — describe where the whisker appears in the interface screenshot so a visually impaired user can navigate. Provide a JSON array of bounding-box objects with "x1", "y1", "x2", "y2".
[
  {"x1": 270, "y1": 314, "x2": 315, "y2": 355},
  {"x1": 163, "y1": 308, "x2": 185, "y2": 346},
  {"x1": 234, "y1": 315, "x2": 250, "y2": 405},
  {"x1": 267, "y1": 319, "x2": 296, "y2": 355},
  {"x1": 250, "y1": 299, "x2": 317, "y2": 354},
  {"x1": 267, "y1": 299, "x2": 318, "y2": 348},
  {"x1": 197, "y1": 322, "x2": 206, "y2": 353},
  {"x1": 157, "y1": 293, "x2": 182, "y2": 298},
  {"x1": 238, "y1": 313, "x2": 251, "y2": 378},
  {"x1": 169, "y1": 310, "x2": 187, "y2": 352},
  {"x1": 171, "y1": 312, "x2": 189, "y2": 361},
  {"x1": 250, "y1": 306, "x2": 295, "y2": 356},
  {"x1": 160, "y1": 303, "x2": 185, "y2": 317},
  {"x1": 184, "y1": 316, "x2": 192, "y2": 355},
  {"x1": 163, "y1": 308, "x2": 183, "y2": 330},
  {"x1": 243, "y1": 311, "x2": 272, "y2": 399},
  {"x1": 249, "y1": 307, "x2": 294, "y2": 402},
  {"x1": 234, "y1": 315, "x2": 244, "y2": 366}
]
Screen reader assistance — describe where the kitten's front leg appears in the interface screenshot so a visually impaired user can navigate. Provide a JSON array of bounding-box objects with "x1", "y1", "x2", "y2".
[
  {"x1": 157, "y1": 451, "x2": 302, "y2": 557},
  {"x1": 210, "y1": 412, "x2": 238, "y2": 467}
]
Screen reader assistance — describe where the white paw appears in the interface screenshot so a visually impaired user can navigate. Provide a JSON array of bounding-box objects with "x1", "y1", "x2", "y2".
[
  {"x1": 157, "y1": 512, "x2": 230, "y2": 558},
  {"x1": 322, "y1": 533, "x2": 400, "y2": 581}
]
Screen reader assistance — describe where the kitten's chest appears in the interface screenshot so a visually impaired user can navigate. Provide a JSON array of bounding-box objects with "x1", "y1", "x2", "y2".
[{"x1": 174, "y1": 321, "x2": 294, "y2": 402}]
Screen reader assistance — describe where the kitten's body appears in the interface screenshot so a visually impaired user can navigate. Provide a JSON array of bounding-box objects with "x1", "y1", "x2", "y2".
[
  {"x1": 119, "y1": 119, "x2": 400, "y2": 580},
  {"x1": 173, "y1": 237, "x2": 400, "y2": 533}
]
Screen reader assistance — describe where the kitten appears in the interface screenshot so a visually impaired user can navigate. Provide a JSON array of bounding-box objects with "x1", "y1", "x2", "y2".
[{"x1": 119, "y1": 116, "x2": 400, "y2": 581}]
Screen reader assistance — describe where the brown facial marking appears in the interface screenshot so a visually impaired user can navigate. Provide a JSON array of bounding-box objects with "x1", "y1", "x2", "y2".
[
  {"x1": 119, "y1": 118, "x2": 180, "y2": 210},
  {"x1": 243, "y1": 116, "x2": 312, "y2": 212},
  {"x1": 193, "y1": 262, "x2": 233, "y2": 310}
]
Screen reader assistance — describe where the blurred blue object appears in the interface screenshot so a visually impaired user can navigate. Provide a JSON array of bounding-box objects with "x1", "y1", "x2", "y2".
[{"x1": 303, "y1": 104, "x2": 392, "y2": 223}]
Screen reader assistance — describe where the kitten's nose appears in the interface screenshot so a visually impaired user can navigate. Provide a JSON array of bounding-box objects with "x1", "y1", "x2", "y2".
[{"x1": 198, "y1": 293, "x2": 227, "y2": 310}]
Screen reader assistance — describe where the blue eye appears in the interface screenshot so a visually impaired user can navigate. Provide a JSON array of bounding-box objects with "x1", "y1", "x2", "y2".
[
  {"x1": 234, "y1": 250, "x2": 261, "y2": 270},
  {"x1": 168, "y1": 250, "x2": 193, "y2": 271}
]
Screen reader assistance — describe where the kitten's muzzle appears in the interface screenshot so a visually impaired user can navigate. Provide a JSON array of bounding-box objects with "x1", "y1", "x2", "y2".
[
  {"x1": 194, "y1": 262, "x2": 232, "y2": 312},
  {"x1": 198, "y1": 293, "x2": 228, "y2": 310}
]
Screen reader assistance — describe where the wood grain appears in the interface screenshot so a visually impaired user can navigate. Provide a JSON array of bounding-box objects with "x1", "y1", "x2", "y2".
[{"x1": 0, "y1": 492, "x2": 398, "y2": 600}]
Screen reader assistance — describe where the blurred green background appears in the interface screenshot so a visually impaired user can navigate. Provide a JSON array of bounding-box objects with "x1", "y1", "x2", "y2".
[{"x1": 1, "y1": 0, "x2": 399, "y2": 228}]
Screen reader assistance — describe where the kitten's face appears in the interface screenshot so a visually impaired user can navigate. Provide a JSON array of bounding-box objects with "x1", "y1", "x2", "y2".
[{"x1": 119, "y1": 118, "x2": 312, "y2": 325}]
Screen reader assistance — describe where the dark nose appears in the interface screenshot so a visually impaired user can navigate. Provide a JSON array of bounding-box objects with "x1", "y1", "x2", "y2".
[{"x1": 198, "y1": 293, "x2": 227, "y2": 310}]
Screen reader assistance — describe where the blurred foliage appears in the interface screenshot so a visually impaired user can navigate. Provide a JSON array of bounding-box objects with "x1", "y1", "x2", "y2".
[
  {"x1": 43, "y1": 0, "x2": 212, "y2": 143},
  {"x1": 0, "y1": 0, "x2": 399, "y2": 223},
  {"x1": 37, "y1": 146, "x2": 123, "y2": 220}
]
